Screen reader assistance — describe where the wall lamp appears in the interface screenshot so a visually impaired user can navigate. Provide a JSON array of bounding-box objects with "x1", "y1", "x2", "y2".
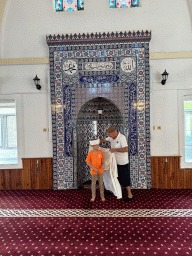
[
  {"x1": 161, "y1": 70, "x2": 169, "y2": 85},
  {"x1": 33, "y1": 75, "x2": 41, "y2": 90}
]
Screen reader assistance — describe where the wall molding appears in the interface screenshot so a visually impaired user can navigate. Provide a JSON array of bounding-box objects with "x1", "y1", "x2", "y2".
[
  {"x1": 0, "y1": 57, "x2": 49, "y2": 66},
  {"x1": 150, "y1": 52, "x2": 192, "y2": 59},
  {"x1": 1, "y1": 52, "x2": 192, "y2": 66}
]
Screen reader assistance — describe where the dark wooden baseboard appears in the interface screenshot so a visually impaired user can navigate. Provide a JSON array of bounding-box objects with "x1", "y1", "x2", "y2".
[
  {"x1": 0, "y1": 158, "x2": 53, "y2": 190},
  {"x1": 151, "y1": 156, "x2": 192, "y2": 189},
  {"x1": 1, "y1": 156, "x2": 191, "y2": 190}
]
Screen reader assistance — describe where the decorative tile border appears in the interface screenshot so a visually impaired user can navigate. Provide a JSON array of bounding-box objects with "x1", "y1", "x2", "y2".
[
  {"x1": 46, "y1": 31, "x2": 151, "y2": 44},
  {"x1": 1, "y1": 209, "x2": 192, "y2": 218}
]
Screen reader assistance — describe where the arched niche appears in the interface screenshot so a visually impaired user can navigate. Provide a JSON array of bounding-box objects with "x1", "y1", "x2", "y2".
[{"x1": 76, "y1": 97, "x2": 124, "y2": 187}]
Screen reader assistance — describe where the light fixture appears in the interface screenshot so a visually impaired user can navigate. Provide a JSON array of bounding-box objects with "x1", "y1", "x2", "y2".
[
  {"x1": 33, "y1": 75, "x2": 41, "y2": 90},
  {"x1": 98, "y1": 110, "x2": 103, "y2": 114},
  {"x1": 161, "y1": 70, "x2": 169, "y2": 85}
]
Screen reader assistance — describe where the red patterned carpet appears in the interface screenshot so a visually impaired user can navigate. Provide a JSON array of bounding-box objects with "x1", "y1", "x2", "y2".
[
  {"x1": 0, "y1": 188, "x2": 191, "y2": 209},
  {"x1": 0, "y1": 188, "x2": 192, "y2": 256}
]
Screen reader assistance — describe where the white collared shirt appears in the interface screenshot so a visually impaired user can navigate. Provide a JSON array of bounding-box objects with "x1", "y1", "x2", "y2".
[{"x1": 106, "y1": 132, "x2": 129, "y2": 165}]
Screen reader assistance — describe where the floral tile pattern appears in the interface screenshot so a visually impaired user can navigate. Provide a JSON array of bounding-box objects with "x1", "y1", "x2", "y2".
[{"x1": 46, "y1": 30, "x2": 151, "y2": 190}]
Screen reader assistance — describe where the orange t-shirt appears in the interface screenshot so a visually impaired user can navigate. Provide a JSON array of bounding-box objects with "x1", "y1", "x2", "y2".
[{"x1": 86, "y1": 150, "x2": 104, "y2": 175}]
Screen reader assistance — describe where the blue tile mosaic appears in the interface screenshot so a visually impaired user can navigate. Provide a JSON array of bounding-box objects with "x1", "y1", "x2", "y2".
[{"x1": 46, "y1": 30, "x2": 151, "y2": 190}]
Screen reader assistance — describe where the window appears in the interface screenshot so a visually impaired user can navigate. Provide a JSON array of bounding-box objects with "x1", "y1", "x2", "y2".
[
  {"x1": 109, "y1": 0, "x2": 139, "y2": 8},
  {"x1": 55, "y1": 0, "x2": 84, "y2": 12},
  {"x1": 184, "y1": 101, "x2": 192, "y2": 163},
  {"x1": 0, "y1": 101, "x2": 18, "y2": 164},
  {"x1": 178, "y1": 91, "x2": 192, "y2": 168}
]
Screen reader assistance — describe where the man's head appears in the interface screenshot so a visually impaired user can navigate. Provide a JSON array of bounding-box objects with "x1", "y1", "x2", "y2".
[{"x1": 107, "y1": 126, "x2": 118, "y2": 139}]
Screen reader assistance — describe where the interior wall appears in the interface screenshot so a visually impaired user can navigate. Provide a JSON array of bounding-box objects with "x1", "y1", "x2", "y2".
[
  {"x1": 150, "y1": 90, "x2": 178, "y2": 156},
  {"x1": 150, "y1": 58, "x2": 192, "y2": 156},
  {"x1": 0, "y1": 0, "x2": 6, "y2": 32},
  {"x1": 1, "y1": 58, "x2": 191, "y2": 159},
  {"x1": 23, "y1": 93, "x2": 52, "y2": 158},
  {"x1": 0, "y1": 0, "x2": 192, "y2": 164},
  {"x1": 0, "y1": 64, "x2": 52, "y2": 161},
  {"x1": 1, "y1": 0, "x2": 192, "y2": 58}
]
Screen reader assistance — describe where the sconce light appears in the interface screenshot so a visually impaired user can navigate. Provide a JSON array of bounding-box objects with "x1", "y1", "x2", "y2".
[
  {"x1": 161, "y1": 70, "x2": 169, "y2": 85},
  {"x1": 33, "y1": 75, "x2": 41, "y2": 90}
]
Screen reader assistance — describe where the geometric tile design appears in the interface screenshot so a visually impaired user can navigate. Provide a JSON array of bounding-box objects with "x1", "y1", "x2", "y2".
[
  {"x1": 76, "y1": 97, "x2": 124, "y2": 186},
  {"x1": 46, "y1": 30, "x2": 151, "y2": 190},
  {"x1": 1, "y1": 209, "x2": 192, "y2": 217},
  {"x1": 46, "y1": 30, "x2": 151, "y2": 43}
]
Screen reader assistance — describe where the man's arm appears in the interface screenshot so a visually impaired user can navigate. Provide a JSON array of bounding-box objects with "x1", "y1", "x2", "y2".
[
  {"x1": 109, "y1": 146, "x2": 128, "y2": 153},
  {"x1": 100, "y1": 138, "x2": 107, "y2": 143}
]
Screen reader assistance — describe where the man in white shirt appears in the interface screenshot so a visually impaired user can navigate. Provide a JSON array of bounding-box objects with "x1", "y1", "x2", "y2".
[{"x1": 100, "y1": 126, "x2": 133, "y2": 201}]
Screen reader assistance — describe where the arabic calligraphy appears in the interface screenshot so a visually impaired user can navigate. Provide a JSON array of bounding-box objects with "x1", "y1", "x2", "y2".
[
  {"x1": 63, "y1": 60, "x2": 77, "y2": 75},
  {"x1": 79, "y1": 74, "x2": 119, "y2": 83},
  {"x1": 121, "y1": 58, "x2": 136, "y2": 73},
  {"x1": 82, "y1": 61, "x2": 116, "y2": 71}
]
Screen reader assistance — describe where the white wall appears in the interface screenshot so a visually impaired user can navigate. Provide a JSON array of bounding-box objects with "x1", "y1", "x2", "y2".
[
  {"x1": 150, "y1": 58, "x2": 192, "y2": 156},
  {"x1": 1, "y1": 0, "x2": 192, "y2": 58},
  {"x1": 0, "y1": 64, "x2": 52, "y2": 161},
  {"x1": 150, "y1": 90, "x2": 179, "y2": 156},
  {"x1": 1, "y1": 0, "x2": 192, "y2": 162},
  {"x1": 23, "y1": 93, "x2": 52, "y2": 158},
  {"x1": 0, "y1": 64, "x2": 49, "y2": 94}
]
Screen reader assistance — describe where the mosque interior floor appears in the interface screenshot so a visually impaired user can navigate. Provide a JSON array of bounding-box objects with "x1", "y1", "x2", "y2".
[{"x1": 0, "y1": 188, "x2": 192, "y2": 256}]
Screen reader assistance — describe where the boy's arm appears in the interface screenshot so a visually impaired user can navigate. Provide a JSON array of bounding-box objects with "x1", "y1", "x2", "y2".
[
  {"x1": 87, "y1": 162, "x2": 99, "y2": 173},
  {"x1": 101, "y1": 151, "x2": 104, "y2": 164}
]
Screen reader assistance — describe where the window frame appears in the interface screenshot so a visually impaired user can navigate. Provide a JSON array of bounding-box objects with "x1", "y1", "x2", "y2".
[
  {"x1": 178, "y1": 90, "x2": 192, "y2": 168},
  {"x1": 0, "y1": 95, "x2": 24, "y2": 169},
  {"x1": 0, "y1": 114, "x2": 17, "y2": 149}
]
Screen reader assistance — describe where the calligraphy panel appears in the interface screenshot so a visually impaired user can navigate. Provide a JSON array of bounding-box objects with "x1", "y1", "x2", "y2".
[
  {"x1": 82, "y1": 61, "x2": 116, "y2": 71},
  {"x1": 63, "y1": 60, "x2": 78, "y2": 75},
  {"x1": 121, "y1": 57, "x2": 136, "y2": 73}
]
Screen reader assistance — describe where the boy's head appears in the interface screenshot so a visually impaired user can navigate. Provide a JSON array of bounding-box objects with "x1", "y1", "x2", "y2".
[{"x1": 90, "y1": 139, "x2": 100, "y2": 150}]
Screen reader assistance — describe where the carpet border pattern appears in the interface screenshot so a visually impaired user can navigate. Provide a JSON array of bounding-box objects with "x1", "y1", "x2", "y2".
[{"x1": 0, "y1": 209, "x2": 192, "y2": 217}]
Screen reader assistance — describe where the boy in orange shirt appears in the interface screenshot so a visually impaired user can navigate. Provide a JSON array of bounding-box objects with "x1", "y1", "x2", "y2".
[{"x1": 86, "y1": 139, "x2": 105, "y2": 202}]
